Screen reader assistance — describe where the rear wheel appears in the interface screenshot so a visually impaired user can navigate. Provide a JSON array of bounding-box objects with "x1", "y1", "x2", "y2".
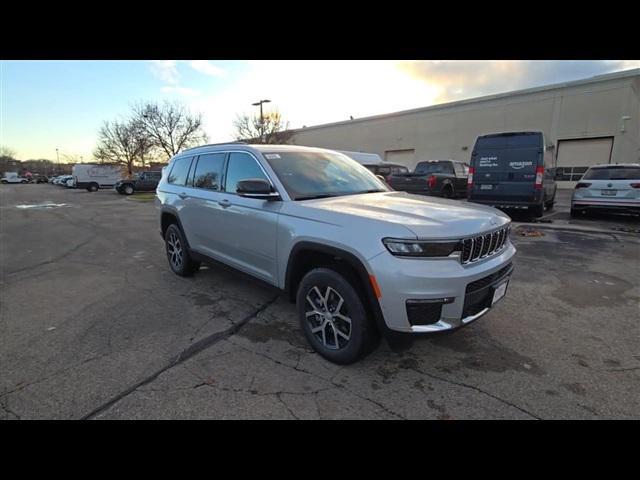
[
  {"x1": 570, "y1": 208, "x2": 584, "y2": 218},
  {"x1": 164, "y1": 224, "x2": 200, "y2": 277},
  {"x1": 87, "y1": 183, "x2": 99, "y2": 192},
  {"x1": 531, "y1": 202, "x2": 544, "y2": 218},
  {"x1": 296, "y1": 267, "x2": 378, "y2": 364},
  {"x1": 123, "y1": 184, "x2": 134, "y2": 195},
  {"x1": 441, "y1": 185, "x2": 453, "y2": 198}
]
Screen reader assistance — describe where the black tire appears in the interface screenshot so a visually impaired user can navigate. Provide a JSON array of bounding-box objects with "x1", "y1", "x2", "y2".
[
  {"x1": 441, "y1": 185, "x2": 453, "y2": 198},
  {"x1": 296, "y1": 267, "x2": 378, "y2": 364},
  {"x1": 545, "y1": 201, "x2": 555, "y2": 211},
  {"x1": 87, "y1": 183, "x2": 99, "y2": 192},
  {"x1": 570, "y1": 208, "x2": 583, "y2": 218},
  {"x1": 164, "y1": 224, "x2": 200, "y2": 277},
  {"x1": 531, "y1": 202, "x2": 544, "y2": 218},
  {"x1": 123, "y1": 184, "x2": 134, "y2": 195}
]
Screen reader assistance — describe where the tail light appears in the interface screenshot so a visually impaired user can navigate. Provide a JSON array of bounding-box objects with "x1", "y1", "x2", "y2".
[
  {"x1": 630, "y1": 183, "x2": 640, "y2": 189},
  {"x1": 534, "y1": 166, "x2": 544, "y2": 190},
  {"x1": 467, "y1": 167, "x2": 475, "y2": 189},
  {"x1": 575, "y1": 182, "x2": 591, "y2": 189},
  {"x1": 427, "y1": 175, "x2": 436, "y2": 189}
]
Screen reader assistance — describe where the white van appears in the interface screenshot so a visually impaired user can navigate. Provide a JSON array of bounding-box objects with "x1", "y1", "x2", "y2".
[
  {"x1": 337, "y1": 150, "x2": 383, "y2": 166},
  {"x1": 72, "y1": 164, "x2": 123, "y2": 192}
]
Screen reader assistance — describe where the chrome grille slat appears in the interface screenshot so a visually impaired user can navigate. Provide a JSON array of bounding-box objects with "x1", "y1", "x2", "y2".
[{"x1": 460, "y1": 225, "x2": 510, "y2": 265}]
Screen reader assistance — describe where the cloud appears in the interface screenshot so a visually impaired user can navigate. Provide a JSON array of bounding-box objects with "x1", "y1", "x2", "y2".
[
  {"x1": 161, "y1": 86, "x2": 202, "y2": 97},
  {"x1": 189, "y1": 61, "x2": 225, "y2": 77},
  {"x1": 149, "y1": 60, "x2": 180, "y2": 85}
]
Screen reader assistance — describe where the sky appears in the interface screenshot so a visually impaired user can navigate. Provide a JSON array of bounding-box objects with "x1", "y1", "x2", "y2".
[{"x1": 1, "y1": 60, "x2": 639, "y2": 161}]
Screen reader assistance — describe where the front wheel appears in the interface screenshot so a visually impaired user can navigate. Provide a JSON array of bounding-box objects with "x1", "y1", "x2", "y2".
[
  {"x1": 123, "y1": 184, "x2": 134, "y2": 195},
  {"x1": 296, "y1": 268, "x2": 378, "y2": 364}
]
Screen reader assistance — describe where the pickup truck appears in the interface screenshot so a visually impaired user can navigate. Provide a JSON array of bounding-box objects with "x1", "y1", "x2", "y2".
[
  {"x1": 115, "y1": 171, "x2": 162, "y2": 195},
  {"x1": 387, "y1": 160, "x2": 469, "y2": 198}
]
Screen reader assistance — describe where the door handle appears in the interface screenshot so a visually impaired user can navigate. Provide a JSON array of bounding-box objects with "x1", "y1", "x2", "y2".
[
  {"x1": 218, "y1": 199, "x2": 231, "y2": 208},
  {"x1": 178, "y1": 192, "x2": 188, "y2": 199}
]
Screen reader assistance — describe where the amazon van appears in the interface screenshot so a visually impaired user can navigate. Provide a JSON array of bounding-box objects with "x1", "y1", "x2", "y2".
[{"x1": 467, "y1": 131, "x2": 557, "y2": 217}]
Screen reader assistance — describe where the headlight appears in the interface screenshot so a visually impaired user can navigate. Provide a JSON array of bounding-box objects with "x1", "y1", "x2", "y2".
[{"x1": 382, "y1": 238, "x2": 461, "y2": 257}]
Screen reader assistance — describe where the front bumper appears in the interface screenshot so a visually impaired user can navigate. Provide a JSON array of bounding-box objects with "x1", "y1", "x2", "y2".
[{"x1": 368, "y1": 242, "x2": 516, "y2": 333}]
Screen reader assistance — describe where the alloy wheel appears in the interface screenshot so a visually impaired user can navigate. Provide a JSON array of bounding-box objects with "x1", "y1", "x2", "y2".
[
  {"x1": 167, "y1": 231, "x2": 183, "y2": 270},
  {"x1": 305, "y1": 286, "x2": 352, "y2": 350}
]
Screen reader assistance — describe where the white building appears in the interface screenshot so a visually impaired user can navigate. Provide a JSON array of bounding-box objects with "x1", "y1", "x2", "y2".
[{"x1": 289, "y1": 68, "x2": 640, "y2": 188}]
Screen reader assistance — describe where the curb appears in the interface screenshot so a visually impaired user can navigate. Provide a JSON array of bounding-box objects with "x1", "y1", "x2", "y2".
[{"x1": 512, "y1": 222, "x2": 640, "y2": 237}]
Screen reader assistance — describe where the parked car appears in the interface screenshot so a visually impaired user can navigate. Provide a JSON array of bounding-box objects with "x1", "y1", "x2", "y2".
[
  {"x1": 32, "y1": 175, "x2": 49, "y2": 184},
  {"x1": 72, "y1": 164, "x2": 122, "y2": 192},
  {"x1": 363, "y1": 162, "x2": 409, "y2": 183},
  {"x1": 54, "y1": 175, "x2": 73, "y2": 186},
  {"x1": 157, "y1": 144, "x2": 515, "y2": 364},
  {"x1": 115, "y1": 171, "x2": 162, "y2": 195},
  {"x1": 1, "y1": 172, "x2": 28, "y2": 184},
  {"x1": 571, "y1": 163, "x2": 640, "y2": 216},
  {"x1": 387, "y1": 160, "x2": 469, "y2": 198},
  {"x1": 65, "y1": 177, "x2": 76, "y2": 188},
  {"x1": 467, "y1": 131, "x2": 557, "y2": 217}
]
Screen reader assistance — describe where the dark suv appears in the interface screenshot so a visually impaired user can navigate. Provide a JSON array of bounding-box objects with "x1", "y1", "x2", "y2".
[{"x1": 115, "y1": 171, "x2": 162, "y2": 195}]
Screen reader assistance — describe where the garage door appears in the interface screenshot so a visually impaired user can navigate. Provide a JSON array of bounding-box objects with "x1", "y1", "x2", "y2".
[
  {"x1": 556, "y1": 137, "x2": 613, "y2": 189},
  {"x1": 384, "y1": 149, "x2": 416, "y2": 170}
]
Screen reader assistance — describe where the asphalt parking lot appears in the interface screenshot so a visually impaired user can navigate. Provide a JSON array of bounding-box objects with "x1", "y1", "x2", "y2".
[{"x1": 1, "y1": 184, "x2": 639, "y2": 419}]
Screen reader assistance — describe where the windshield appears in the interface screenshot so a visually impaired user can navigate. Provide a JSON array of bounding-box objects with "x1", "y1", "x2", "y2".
[
  {"x1": 264, "y1": 151, "x2": 388, "y2": 200},
  {"x1": 582, "y1": 166, "x2": 640, "y2": 180}
]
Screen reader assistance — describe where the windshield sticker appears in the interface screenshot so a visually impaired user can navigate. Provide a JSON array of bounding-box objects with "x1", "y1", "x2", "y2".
[
  {"x1": 509, "y1": 161, "x2": 533, "y2": 170},
  {"x1": 264, "y1": 154, "x2": 281, "y2": 159},
  {"x1": 479, "y1": 156, "x2": 498, "y2": 167}
]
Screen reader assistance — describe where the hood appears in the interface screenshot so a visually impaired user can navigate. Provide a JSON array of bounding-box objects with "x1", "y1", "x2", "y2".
[{"x1": 298, "y1": 191, "x2": 510, "y2": 239}]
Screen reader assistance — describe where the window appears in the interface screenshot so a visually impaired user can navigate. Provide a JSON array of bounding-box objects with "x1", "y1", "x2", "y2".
[
  {"x1": 392, "y1": 166, "x2": 409, "y2": 175},
  {"x1": 415, "y1": 161, "x2": 454, "y2": 175},
  {"x1": 167, "y1": 157, "x2": 193, "y2": 186},
  {"x1": 264, "y1": 151, "x2": 386, "y2": 200},
  {"x1": 193, "y1": 153, "x2": 225, "y2": 190},
  {"x1": 378, "y1": 167, "x2": 391, "y2": 176},
  {"x1": 224, "y1": 152, "x2": 269, "y2": 193},
  {"x1": 582, "y1": 166, "x2": 640, "y2": 180},
  {"x1": 454, "y1": 163, "x2": 466, "y2": 176}
]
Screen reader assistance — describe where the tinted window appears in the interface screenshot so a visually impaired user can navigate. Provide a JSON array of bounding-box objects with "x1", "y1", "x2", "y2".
[
  {"x1": 193, "y1": 153, "x2": 225, "y2": 190},
  {"x1": 415, "y1": 161, "x2": 454, "y2": 174},
  {"x1": 454, "y1": 163, "x2": 465, "y2": 176},
  {"x1": 475, "y1": 133, "x2": 542, "y2": 149},
  {"x1": 582, "y1": 166, "x2": 640, "y2": 180},
  {"x1": 168, "y1": 157, "x2": 193, "y2": 186},
  {"x1": 392, "y1": 166, "x2": 409, "y2": 174},
  {"x1": 378, "y1": 166, "x2": 391, "y2": 176},
  {"x1": 224, "y1": 152, "x2": 269, "y2": 193}
]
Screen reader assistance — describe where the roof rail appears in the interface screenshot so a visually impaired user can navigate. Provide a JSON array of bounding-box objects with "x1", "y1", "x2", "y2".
[{"x1": 181, "y1": 141, "x2": 247, "y2": 153}]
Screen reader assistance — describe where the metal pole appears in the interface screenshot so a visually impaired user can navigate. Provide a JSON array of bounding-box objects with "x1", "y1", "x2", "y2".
[{"x1": 260, "y1": 102, "x2": 264, "y2": 142}]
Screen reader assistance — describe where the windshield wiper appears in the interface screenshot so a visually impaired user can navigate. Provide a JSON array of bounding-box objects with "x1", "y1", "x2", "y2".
[{"x1": 294, "y1": 193, "x2": 341, "y2": 201}]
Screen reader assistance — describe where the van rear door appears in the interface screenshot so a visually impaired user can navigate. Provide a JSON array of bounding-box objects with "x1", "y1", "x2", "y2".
[{"x1": 470, "y1": 133, "x2": 542, "y2": 204}]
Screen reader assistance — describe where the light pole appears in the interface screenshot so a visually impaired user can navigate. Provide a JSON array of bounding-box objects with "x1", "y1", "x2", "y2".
[
  {"x1": 56, "y1": 148, "x2": 60, "y2": 175},
  {"x1": 252, "y1": 99, "x2": 271, "y2": 142}
]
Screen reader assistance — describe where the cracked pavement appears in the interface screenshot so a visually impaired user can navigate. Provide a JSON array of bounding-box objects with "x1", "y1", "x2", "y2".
[{"x1": 1, "y1": 184, "x2": 639, "y2": 419}]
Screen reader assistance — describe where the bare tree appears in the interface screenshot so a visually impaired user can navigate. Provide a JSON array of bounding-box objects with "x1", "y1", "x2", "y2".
[
  {"x1": 132, "y1": 100, "x2": 208, "y2": 160},
  {"x1": 93, "y1": 120, "x2": 147, "y2": 175},
  {"x1": 0, "y1": 145, "x2": 17, "y2": 159},
  {"x1": 232, "y1": 110, "x2": 293, "y2": 144}
]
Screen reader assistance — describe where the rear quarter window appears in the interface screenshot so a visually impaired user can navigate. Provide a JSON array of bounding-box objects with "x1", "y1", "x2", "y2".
[{"x1": 167, "y1": 157, "x2": 193, "y2": 186}]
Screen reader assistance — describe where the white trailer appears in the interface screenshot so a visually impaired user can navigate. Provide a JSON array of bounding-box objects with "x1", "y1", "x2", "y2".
[{"x1": 72, "y1": 164, "x2": 123, "y2": 192}]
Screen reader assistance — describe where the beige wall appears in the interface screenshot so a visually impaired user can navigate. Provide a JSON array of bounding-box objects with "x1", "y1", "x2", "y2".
[{"x1": 290, "y1": 71, "x2": 640, "y2": 173}]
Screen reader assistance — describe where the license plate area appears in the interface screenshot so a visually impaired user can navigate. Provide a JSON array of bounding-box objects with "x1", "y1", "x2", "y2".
[
  {"x1": 480, "y1": 184, "x2": 493, "y2": 190},
  {"x1": 492, "y1": 280, "x2": 508, "y2": 305},
  {"x1": 601, "y1": 190, "x2": 617, "y2": 196}
]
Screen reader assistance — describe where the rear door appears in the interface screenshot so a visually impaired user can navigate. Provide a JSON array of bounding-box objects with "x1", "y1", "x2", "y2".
[{"x1": 470, "y1": 133, "x2": 542, "y2": 203}]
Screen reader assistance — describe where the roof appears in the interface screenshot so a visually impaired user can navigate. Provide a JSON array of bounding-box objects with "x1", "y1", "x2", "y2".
[
  {"x1": 589, "y1": 163, "x2": 640, "y2": 168},
  {"x1": 176, "y1": 143, "x2": 343, "y2": 157},
  {"x1": 290, "y1": 68, "x2": 640, "y2": 134}
]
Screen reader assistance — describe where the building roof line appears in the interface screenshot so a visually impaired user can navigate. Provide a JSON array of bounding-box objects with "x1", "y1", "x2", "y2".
[{"x1": 290, "y1": 68, "x2": 640, "y2": 133}]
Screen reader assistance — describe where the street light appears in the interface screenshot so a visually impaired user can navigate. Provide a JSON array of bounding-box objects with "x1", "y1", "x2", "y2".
[{"x1": 252, "y1": 99, "x2": 271, "y2": 142}]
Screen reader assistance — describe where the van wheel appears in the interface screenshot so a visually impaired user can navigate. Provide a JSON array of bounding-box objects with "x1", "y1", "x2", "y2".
[
  {"x1": 164, "y1": 224, "x2": 200, "y2": 277},
  {"x1": 123, "y1": 184, "x2": 134, "y2": 195},
  {"x1": 531, "y1": 203, "x2": 544, "y2": 218},
  {"x1": 87, "y1": 183, "x2": 99, "y2": 192},
  {"x1": 296, "y1": 268, "x2": 377, "y2": 365}
]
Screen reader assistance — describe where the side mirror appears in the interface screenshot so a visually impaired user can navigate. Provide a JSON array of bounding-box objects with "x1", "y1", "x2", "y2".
[{"x1": 236, "y1": 178, "x2": 280, "y2": 200}]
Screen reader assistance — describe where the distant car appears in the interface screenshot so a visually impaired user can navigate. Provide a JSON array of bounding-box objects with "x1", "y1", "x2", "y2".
[
  {"x1": 65, "y1": 177, "x2": 76, "y2": 188},
  {"x1": 571, "y1": 164, "x2": 640, "y2": 216},
  {"x1": 362, "y1": 162, "x2": 409, "y2": 183},
  {"x1": 467, "y1": 131, "x2": 557, "y2": 218},
  {"x1": 115, "y1": 171, "x2": 162, "y2": 195},
  {"x1": 54, "y1": 175, "x2": 73, "y2": 186},
  {"x1": 387, "y1": 160, "x2": 469, "y2": 198},
  {"x1": 33, "y1": 175, "x2": 49, "y2": 184},
  {"x1": 1, "y1": 172, "x2": 28, "y2": 184}
]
